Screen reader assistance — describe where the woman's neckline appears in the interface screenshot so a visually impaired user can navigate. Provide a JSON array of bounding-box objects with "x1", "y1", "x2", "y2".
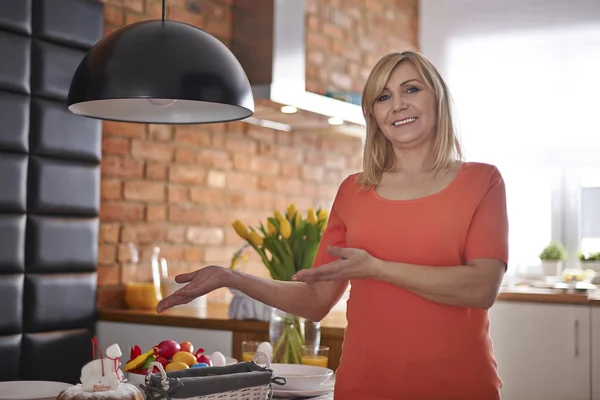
[{"x1": 370, "y1": 161, "x2": 466, "y2": 203}]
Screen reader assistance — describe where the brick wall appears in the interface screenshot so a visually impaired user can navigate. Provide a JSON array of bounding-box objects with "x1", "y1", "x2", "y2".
[
  {"x1": 305, "y1": 0, "x2": 419, "y2": 95},
  {"x1": 96, "y1": 0, "x2": 417, "y2": 308}
]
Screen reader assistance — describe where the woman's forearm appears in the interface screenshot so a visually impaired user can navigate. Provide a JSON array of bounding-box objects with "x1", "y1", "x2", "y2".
[
  {"x1": 229, "y1": 269, "x2": 348, "y2": 321},
  {"x1": 369, "y1": 259, "x2": 505, "y2": 309}
]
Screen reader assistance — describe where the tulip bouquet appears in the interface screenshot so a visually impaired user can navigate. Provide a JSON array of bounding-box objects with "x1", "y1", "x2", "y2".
[{"x1": 231, "y1": 204, "x2": 328, "y2": 364}]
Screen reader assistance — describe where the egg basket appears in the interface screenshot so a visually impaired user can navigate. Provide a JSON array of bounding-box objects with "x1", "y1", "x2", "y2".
[{"x1": 138, "y1": 352, "x2": 286, "y2": 400}]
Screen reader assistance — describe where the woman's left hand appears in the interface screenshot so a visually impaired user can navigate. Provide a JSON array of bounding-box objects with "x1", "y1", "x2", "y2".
[{"x1": 292, "y1": 246, "x2": 381, "y2": 282}]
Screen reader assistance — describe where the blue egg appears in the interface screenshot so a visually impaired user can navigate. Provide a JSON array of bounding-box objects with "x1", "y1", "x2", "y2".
[{"x1": 192, "y1": 363, "x2": 209, "y2": 368}]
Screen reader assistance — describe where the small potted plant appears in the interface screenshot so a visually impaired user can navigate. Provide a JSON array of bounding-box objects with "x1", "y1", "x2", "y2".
[
  {"x1": 539, "y1": 241, "x2": 567, "y2": 276},
  {"x1": 579, "y1": 251, "x2": 600, "y2": 273}
]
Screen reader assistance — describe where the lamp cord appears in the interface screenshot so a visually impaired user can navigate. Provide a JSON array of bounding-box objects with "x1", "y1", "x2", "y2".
[{"x1": 162, "y1": 0, "x2": 166, "y2": 21}]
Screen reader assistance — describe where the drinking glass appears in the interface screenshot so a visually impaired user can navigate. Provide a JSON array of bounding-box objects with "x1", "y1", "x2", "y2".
[
  {"x1": 301, "y1": 345, "x2": 329, "y2": 368},
  {"x1": 241, "y1": 341, "x2": 260, "y2": 362}
]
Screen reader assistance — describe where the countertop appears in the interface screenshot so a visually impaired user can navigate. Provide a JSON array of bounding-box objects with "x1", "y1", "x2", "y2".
[{"x1": 98, "y1": 286, "x2": 600, "y2": 335}]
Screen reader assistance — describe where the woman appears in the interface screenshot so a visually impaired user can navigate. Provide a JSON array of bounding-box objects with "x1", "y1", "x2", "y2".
[{"x1": 157, "y1": 50, "x2": 509, "y2": 400}]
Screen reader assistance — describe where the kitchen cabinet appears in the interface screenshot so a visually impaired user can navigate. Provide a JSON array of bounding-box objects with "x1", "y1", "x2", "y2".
[
  {"x1": 489, "y1": 302, "x2": 591, "y2": 400},
  {"x1": 96, "y1": 321, "x2": 233, "y2": 357},
  {"x1": 592, "y1": 307, "x2": 600, "y2": 400}
]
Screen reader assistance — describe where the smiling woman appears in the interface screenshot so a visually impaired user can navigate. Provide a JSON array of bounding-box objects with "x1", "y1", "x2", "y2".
[{"x1": 157, "y1": 51, "x2": 509, "y2": 400}]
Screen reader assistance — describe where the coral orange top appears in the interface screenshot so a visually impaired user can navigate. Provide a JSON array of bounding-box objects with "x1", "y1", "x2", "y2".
[{"x1": 313, "y1": 162, "x2": 509, "y2": 400}]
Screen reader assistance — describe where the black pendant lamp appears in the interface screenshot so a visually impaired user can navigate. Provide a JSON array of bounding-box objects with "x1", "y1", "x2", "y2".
[{"x1": 67, "y1": 0, "x2": 254, "y2": 124}]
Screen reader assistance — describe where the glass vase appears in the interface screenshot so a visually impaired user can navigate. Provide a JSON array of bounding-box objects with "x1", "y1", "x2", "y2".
[{"x1": 269, "y1": 308, "x2": 321, "y2": 364}]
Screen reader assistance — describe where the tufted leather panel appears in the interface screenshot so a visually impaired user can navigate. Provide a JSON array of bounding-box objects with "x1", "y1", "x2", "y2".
[
  {"x1": 30, "y1": 97, "x2": 102, "y2": 162},
  {"x1": 0, "y1": 216, "x2": 26, "y2": 273},
  {"x1": 0, "y1": 31, "x2": 31, "y2": 94},
  {"x1": 33, "y1": 0, "x2": 104, "y2": 49},
  {"x1": 0, "y1": 0, "x2": 32, "y2": 35},
  {"x1": 0, "y1": 335, "x2": 21, "y2": 381},
  {"x1": 0, "y1": 153, "x2": 28, "y2": 212},
  {"x1": 22, "y1": 329, "x2": 94, "y2": 382},
  {"x1": 31, "y1": 40, "x2": 89, "y2": 101},
  {"x1": 26, "y1": 216, "x2": 99, "y2": 273},
  {"x1": 0, "y1": 0, "x2": 104, "y2": 384},
  {"x1": 28, "y1": 157, "x2": 100, "y2": 215},
  {"x1": 0, "y1": 91, "x2": 29, "y2": 152}
]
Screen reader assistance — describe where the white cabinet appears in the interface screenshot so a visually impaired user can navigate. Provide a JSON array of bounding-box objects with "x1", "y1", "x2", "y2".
[
  {"x1": 489, "y1": 302, "x2": 591, "y2": 400},
  {"x1": 96, "y1": 321, "x2": 233, "y2": 357},
  {"x1": 593, "y1": 307, "x2": 600, "y2": 400}
]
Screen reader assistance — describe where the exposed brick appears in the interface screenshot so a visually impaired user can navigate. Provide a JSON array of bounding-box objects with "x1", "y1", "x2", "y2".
[
  {"x1": 226, "y1": 172, "x2": 258, "y2": 190},
  {"x1": 207, "y1": 170, "x2": 226, "y2": 188},
  {"x1": 102, "y1": 157, "x2": 144, "y2": 179},
  {"x1": 146, "y1": 162, "x2": 168, "y2": 180},
  {"x1": 167, "y1": 226, "x2": 186, "y2": 243},
  {"x1": 169, "y1": 206, "x2": 207, "y2": 224},
  {"x1": 101, "y1": 179, "x2": 122, "y2": 200},
  {"x1": 104, "y1": 5, "x2": 125, "y2": 26},
  {"x1": 132, "y1": 140, "x2": 172, "y2": 161},
  {"x1": 196, "y1": 148, "x2": 232, "y2": 170},
  {"x1": 124, "y1": 181, "x2": 165, "y2": 202},
  {"x1": 103, "y1": 136, "x2": 129, "y2": 155},
  {"x1": 146, "y1": 205, "x2": 167, "y2": 221},
  {"x1": 97, "y1": 265, "x2": 120, "y2": 286},
  {"x1": 121, "y1": 224, "x2": 166, "y2": 243},
  {"x1": 169, "y1": 165, "x2": 207, "y2": 185},
  {"x1": 98, "y1": 244, "x2": 117, "y2": 265},
  {"x1": 225, "y1": 136, "x2": 257, "y2": 155},
  {"x1": 101, "y1": 202, "x2": 145, "y2": 222},
  {"x1": 184, "y1": 246, "x2": 204, "y2": 263},
  {"x1": 186, "y1": 227, "x2": 224, "y2": 244},
  {"x1": 149, "y1": 124, "x2": 173, "y2": 141},
  {"x1": 100, "y1": 223, "x2": 120, "y2": 243},
  {"x1": 174, "y1": 128, "x2": 211, "y2": 147},
  {"x1": 175, "y1": 148, "x2": 196, "y2": 163},
  {"x1": 189, "y1": 187, "x2": 224, "y2": 206},
  {"x1": 168, "y1": 185, "x2": 188, "y2": 203},
  {"x1": 103, "y1": 120, "x2": 146, "y2": 139},
  {"x1": 301, "y1": 165, "x2": 325, "y2": 182}
]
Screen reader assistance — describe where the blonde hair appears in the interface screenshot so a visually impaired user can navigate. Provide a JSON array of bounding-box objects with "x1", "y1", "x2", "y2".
[{"x1": 357, "y1": 50, "x2": 463, "y2": 189}]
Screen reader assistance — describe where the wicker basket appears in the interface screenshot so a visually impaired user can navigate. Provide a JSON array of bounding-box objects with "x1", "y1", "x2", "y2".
[{"x1": 138, "y1": 352, "x2": 285, "y2": 400}]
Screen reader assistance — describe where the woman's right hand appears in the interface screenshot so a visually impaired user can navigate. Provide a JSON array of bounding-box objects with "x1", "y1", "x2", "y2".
[{"x1": 156, "y1": 265, "x2": 231, "y2": 313}]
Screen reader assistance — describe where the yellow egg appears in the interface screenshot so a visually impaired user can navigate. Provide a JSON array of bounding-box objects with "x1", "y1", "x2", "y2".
[
  {"x1": 165, "y1": 361, "x2": 190, "y2": 371},
  {"x1": 171, "y1": 351, "x2": 197, "y2": 367}
]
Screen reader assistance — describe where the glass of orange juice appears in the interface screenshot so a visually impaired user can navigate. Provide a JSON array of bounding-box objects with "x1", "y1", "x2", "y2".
[
  {"x1": 301, "y1": 345, "x2": 329, "y2": 368},
  {"x1": 241, "y1": 341, "x2": 260, "y2": 362}
]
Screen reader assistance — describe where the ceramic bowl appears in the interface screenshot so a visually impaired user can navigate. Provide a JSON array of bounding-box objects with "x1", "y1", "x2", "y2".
[{"x1": 270, "y1": 363, "x2": 334, "y2": 391}]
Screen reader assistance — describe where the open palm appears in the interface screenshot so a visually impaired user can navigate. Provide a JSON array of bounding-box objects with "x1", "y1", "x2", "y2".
[{"x1": 157, "y1": 265, "x2": 229, "y2": 313}]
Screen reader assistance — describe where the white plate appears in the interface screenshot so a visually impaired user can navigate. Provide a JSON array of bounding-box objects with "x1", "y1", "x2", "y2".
[
  {"x1": 273, "y1": 379, "x2": 335, "y2": 398},
  {"x1": 0, "y1": 381, "x2": 73, "y2": 400}
]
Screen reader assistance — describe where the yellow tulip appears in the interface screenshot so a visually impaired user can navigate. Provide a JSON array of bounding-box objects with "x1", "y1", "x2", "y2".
[
  {"x1": 294, "y1": 212, "x2": 301, "y2": 225},
  {"x1": 287, "y1": 204, "x2": 297, "y2": 218},
  {"x1": 307, "y1": 208, "x2": 318, "y2": 225},
  {"x1": 232, "y1": 220, "x2": 250, "y2": 239},
  {"x1": 274, "y1": 210, "x2": 284, "y2": 221},
  {"x1": 248, "y1": 230, "x2": 264, "y2": 246},
  {"x1": 280, "y1": 218, "x2": 292, "y2": 239},
  {"x1": 320, "y1": 221, "x2": 327, "y2": 233},
  {"x1": 317, "y1": 209, "x2": 328, "y2": 221},
  {"x1": 267, "y1": 219, "x2": 277, "y2": 236}
]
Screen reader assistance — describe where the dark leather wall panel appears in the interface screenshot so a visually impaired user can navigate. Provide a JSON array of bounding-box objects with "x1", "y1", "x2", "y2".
[
  {"x1": 0, "y1": 154, "x2": 28, "y2": 212},
  {"x1": 0, "y1": 0, "x2": 104, "y2": 384},
  {"x1": 33, "y1": 0, "x2": 104, "y2": 49},
  {"x1": 0, "y1": 216, "x2": 26, "y2": 273},
  {"x1": 0, "y1": 1, "x2": 32, "y2": 34},
  {"x1": 0, "y1": 31, "x2": 31, "y2": 94},
  {"x1": 30, "y1": 98, "x2": 102, "y2": 161},
  {"x1": 26, "y1": 217, "x2": 99, "y2": 272},
  {"x1": 0, "y1": 91, "x2": 30, "y2": 152},
  {"x1": 0, "y1": 335, "x2": 21, "y2": 381}
]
